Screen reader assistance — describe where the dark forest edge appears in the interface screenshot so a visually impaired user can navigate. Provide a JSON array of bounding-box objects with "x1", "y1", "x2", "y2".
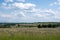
[{"x1": 0, "y1": 22, "x2": 60, "y2": 28}]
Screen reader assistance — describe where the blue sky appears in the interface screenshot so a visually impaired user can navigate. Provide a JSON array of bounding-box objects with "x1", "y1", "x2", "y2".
[{"x1": 0, "y1": 0, "x2": 60, "y2": 22}]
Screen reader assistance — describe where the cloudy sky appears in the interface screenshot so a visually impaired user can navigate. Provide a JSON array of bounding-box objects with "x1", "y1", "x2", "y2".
[{"x1": 0, "y1": 0, "x2": 60, "y2": 22}]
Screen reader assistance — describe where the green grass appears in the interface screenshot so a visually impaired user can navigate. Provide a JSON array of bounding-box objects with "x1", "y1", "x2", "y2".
[
  {"x1": 0, "y1": 28, "x2": 60, "y2": 40},
  {"x1": 0, "y1": 34, "x2": 60, "y2": 40}
]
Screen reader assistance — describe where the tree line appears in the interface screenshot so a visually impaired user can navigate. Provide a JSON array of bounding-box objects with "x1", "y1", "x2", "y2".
[
  {"x1": 38, "y1": 24, "x2": 59, "y2": 28},
  {"x1": 0, "y1": 23, "x2": 60, "y2": 28}
]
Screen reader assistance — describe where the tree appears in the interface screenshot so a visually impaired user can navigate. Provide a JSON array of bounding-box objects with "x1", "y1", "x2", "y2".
[
  {"x1": 48, "y1": 24, "x2": 52, "y2": 28},
  {"x1": 52, "y1": 24, "x2": 56, "y2": 28},
  {"x1": 42, "y1": 25, "x2": 47, "y2": 28},
  {"x1": 38, "y1": 24, "x2": 42, "y2": 28}
]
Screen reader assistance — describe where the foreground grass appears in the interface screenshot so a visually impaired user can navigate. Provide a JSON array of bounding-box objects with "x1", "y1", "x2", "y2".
[{"x1": 0, "y1": 28, "x2": 60, "y2": 40}]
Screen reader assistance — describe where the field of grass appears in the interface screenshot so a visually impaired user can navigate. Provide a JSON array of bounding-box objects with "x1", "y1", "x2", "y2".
[{"x1": 0, "y1": 28, "x2": 60, "y2": 40}]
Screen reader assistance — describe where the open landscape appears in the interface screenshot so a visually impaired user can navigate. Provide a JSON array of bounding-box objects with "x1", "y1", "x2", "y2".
[
  {"x1": 0, "y1": 22, "x2": 60, "y2": 40},
  {"x1": 0, "y1": 0, "x2": 60, "y2": 40},
  {"x1": 0, "y1": 28, "x2": 60, "y2": 40}
]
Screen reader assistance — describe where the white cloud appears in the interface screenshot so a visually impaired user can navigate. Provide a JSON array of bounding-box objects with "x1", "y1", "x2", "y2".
[
  {"x1": 25, "y1": 8, "x2": 56, "y2": 18},
  {"x1": 20, "y1": 12, "x2": 26, "y2": 17},
  {"x1": 2, "y1": 2, "x2": 7, "y2": 6},
  {"x1": 0, "y1": 12, "x2": 12, "y2": 18},
  {"x1": 0, "y1": 10, "x2": 26, "y2": 19},
  {"x1": 4, "y1": 0, "x2": 26, "y2": 3},
  {"x1": 1, "y1": 2, "x2": 14, "y2": 9},
  {"x1": 15, "y1": 0, "x2": 25, "y2": 2},
  {"x1": 49, "y1": 2, "x2": 57, "y2": 6},
  {"x1": 4, "y1": 0, "x2": 13, "y2": 3},
  {"x1": 1, "y1": 14, "x2": 11, "y2": 18},
  {"x1": 57, "y1": 0, "x2": 60, "y2": 5},
  {"x1": 49, "y1": 0, "x2": 60, "y2": 6},
  {"x1": 24, "y1": 3, "x2": 36, "y2": 9},
  {"x1": 12, "y1": 3, "x2": 24, "y2": 9},
  {"x1": 34, "y1": 13, "x2": 43, "y2": 17},
  {"x1": 1, "y1": 2, "x2": 36, "y2": 10},
  {"x1": 12, "y1": 3, "x2": 36, "y2": 9},
  {"x1": 0, "y1": 0, "x2": 60, "y2": 22},
  {"x1": 19, "y1": 7, "x2": 60, "y2": 20},
  {"x1": 13, "y1": 11, "x2": 26, "y2": 17},
  {"x1": 53, "y1": 11, "x2": 60, "y2": 19},
  {"x1": 1, "y1": 5, "x2": 12, "y2": 9},
  {"x1": 58, "y1": 7, "x2": 60, "y2": 9}
]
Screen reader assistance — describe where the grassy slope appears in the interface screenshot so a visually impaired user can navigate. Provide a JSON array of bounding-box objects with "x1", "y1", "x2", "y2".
[{"x1": 0, "y1": 28, "x2": 60, "y2": 40}]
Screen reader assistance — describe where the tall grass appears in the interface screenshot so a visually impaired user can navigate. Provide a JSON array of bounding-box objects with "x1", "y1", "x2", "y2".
[{"x1": 0, "y1": 28, "x2": 60, "y2": 40}]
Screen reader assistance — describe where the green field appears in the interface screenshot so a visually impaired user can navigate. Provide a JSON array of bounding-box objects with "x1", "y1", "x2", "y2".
[{"x1": 0, "y1": 28, "x2": 60, "y2": 40}]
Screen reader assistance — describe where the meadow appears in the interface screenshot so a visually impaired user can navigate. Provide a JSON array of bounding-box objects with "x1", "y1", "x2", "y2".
[{"x1": 0, "y1": 28, "x2": 60, "y2": 40}]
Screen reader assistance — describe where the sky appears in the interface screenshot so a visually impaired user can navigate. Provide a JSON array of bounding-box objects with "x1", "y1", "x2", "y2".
[{"x1": 0, "y1": 0, "x2": 60, "y2": 22}]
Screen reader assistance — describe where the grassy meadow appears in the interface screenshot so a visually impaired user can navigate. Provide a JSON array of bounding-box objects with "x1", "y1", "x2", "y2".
[{"x1": 0, "y1": 28, "x2": 60, "y2": 40}]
